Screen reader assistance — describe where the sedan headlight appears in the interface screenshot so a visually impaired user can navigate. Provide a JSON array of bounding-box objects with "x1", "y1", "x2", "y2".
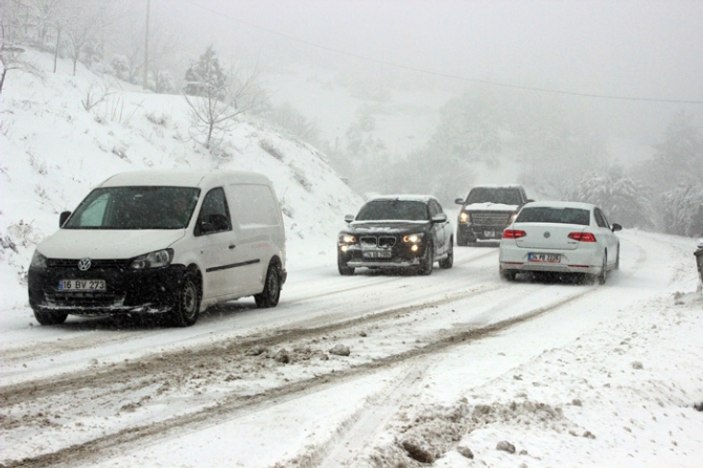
[
  {"x1": 30, "y1": 250, "x2": 47, "y2": 269},
  {"x1": 131, "y1": 249, "x2": 173, "y2": 270},
  {"x1": 459, "y1": 212, "x2": 470, "y2": 224},
  {"x1": 402, "y1": 233, "x2": 424, "y2": 244}
]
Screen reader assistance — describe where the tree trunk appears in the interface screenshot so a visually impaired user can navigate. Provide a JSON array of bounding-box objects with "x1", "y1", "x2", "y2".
[
  {"x1": 0, "y1": 68, "x2": 7, "y2": 94},
  {"x1": 53, "y1": 28, "x2": 62, "y2": 73},
  {"x1": 72, "y1": 56, "x2": 78, "y2": 76}
]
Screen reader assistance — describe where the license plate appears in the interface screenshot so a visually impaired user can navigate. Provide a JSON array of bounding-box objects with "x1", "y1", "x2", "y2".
[
  {"x1": 528, "y1": 253, "x2": 561, "y2": 263},
  {"x1": 58, "y1": 279, "x2": 107, "y2": 291},
  {"x1": 363, "y1": 250, "x2": 392, "y2": 259},
  {"x1": 483, "y1": 230, "x2": 496, "y2": 238}
]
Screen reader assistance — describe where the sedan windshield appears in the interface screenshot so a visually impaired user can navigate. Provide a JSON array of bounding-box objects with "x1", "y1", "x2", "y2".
[
  {"x1": 355, "y1": 200, "x2": 429, "y2": 221},
  {"x1": 64, "y1": 186, "x2": 200, "y2": 229},
  {"x1": 516, "y1": 207, "x2": 590, "y2": 225},
  {"x1": 467, "y1": 188, "x2": 521, "y2": 205}
]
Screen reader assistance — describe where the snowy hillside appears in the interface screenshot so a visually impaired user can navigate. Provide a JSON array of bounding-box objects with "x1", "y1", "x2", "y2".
[{"x1": 0, "y1": 49, "x2": 363, "y2": 308}]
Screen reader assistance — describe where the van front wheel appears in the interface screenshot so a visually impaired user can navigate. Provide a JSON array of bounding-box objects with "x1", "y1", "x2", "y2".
[
  {"x1": 172, "y1": 273, "x2": 200, "y2": 327},
  {"x1": 255, "y1": 263, "x2": 281, "y2": 308}
]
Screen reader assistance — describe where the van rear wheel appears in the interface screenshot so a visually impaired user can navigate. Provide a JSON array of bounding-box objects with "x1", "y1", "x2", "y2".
[
  {"x1": 172, "y1": 273, "x2": 200, "y2": 327},
  {"x1": 255, "y1": 262, "x2": 281, "y2": 308}
]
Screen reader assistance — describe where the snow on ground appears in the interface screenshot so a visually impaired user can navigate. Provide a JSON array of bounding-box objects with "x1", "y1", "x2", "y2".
[{"x1": 1, "y1": 49, "x2": 702, "y2": 468}]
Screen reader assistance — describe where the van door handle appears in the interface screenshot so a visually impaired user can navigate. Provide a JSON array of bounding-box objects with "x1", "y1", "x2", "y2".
[{"x1": 229, "y1": 244, "x2": 236, "y2": 249}]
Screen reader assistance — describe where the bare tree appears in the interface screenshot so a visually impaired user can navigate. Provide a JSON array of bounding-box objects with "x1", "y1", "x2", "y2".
[
  {"x1": 185, "y1": 57, "x2": 267, "y2": 149},
  {"x1": 0, "y1": 22, "x2": 26, "y2": 93}
]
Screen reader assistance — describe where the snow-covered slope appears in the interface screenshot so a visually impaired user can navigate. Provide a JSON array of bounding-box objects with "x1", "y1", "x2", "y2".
[{"x1": 0, "y1": 49, "x2": 363, "y2": 307}]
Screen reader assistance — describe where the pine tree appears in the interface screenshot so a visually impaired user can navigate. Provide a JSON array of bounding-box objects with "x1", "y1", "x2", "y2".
[{"x1": 184, "y1": 46, "x2": 227, "y2": 100}]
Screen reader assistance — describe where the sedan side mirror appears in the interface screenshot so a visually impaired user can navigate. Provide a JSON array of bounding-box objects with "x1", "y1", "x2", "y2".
[
  {"x1": 454, "y1": 198, "x2": 465, "y2": 205},
  {"x1": 611, "y1": 223, "x2": 622, "y2": 232},
  {"x1": 59, "y1": 211, "x2": 71, "y2": 227},
  {"x1": 344, "y1": 214, "x2": 355, "y2": 223}
]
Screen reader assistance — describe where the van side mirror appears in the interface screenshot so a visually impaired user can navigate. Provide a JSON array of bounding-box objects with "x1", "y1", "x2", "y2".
[
  {"x1": 344, "y1": 214, "x2": 355, "y2": 223},
  {"x1": 611, "y1": 223, "x2": 622, "y2": 232},
  {"x1": 59, "y1": 211, "x2": 71, "y2": 227},
  {"x1": 454, "y1": 198, "x2": 465, "y2": 205}
]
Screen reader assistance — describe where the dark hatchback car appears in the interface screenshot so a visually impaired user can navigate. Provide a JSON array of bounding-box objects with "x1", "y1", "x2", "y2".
[{"x1": 337, "y1": 195, "x2": 453, "y2": 275}]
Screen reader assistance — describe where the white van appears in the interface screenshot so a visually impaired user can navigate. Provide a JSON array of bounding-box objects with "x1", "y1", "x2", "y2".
[{"x1": 28, "y1": 170, "x2": 287, "y2": 326}]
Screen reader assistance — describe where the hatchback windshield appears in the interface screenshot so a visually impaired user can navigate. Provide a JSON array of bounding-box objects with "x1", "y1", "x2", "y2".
[
  {"x1": 516, "y1": 207, "x2": 590, "y2": 226},
  {"x1": 355, "y1": 200, "x2": 429, "y2": 221},
  {"x1": 64, "y1": 186, "x2": 200, "y2": 229},
  {"x1": 466, "y1": 188, "x2": 521, "y2": 205}
]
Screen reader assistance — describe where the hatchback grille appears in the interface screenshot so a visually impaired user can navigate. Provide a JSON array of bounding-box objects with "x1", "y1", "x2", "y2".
[{"x1": 470, "y1": 211, "x2": 512, "y2": 226}]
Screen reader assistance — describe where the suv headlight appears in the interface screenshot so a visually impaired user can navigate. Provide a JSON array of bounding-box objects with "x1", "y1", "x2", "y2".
[
  {"x1": 338, "y1": 233, "x2": 357, "y2": 244},
  {"x1": 131, "y1": 249, "x2": 173, "y2": 269},
  {"x1": 509, "y1": 213, "x2": 518, "y2": 224},
  {"x1": 459, "y1": 212, "x2": 470, "y2": 224},
  {"x1": 402, "y1": 233, "x2": 424, "y2": 244},
  {"x1": 30, "y1": 250, "x2": 47, "y2": 269}
]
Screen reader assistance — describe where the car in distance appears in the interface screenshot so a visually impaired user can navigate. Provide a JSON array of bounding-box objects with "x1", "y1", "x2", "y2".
[
  {"x1": 337, "y1": 195, "x2": 453, "y2": 275},
  {"x1": 455, "y1": 185, "x2": 531, "y2": 245},
  {"x1": 498, "y1": 201, "x2": 621, "y2": 284},
  {"x1": 28, "y1": 170, "x2": 287, "y2": 327}
]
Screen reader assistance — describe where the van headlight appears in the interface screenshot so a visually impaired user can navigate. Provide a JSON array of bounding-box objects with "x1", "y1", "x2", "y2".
[
  {"x1": 30, "y1": 250, "x2": 48, "y2": 269},
  {"x1": 131, "y1": 249, "x2": 173, "y2": 269}
]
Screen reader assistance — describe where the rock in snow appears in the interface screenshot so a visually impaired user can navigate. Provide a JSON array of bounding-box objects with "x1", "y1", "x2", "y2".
[
  {"x1": 496, "y1": 440, "x2": 516, "y2": 454},
  {"x1": 329, "y1": 344, "x2": 351, "y2": 356},
  {"x1": 401, "y1": 437, "x2": 435, "y2": 463}
]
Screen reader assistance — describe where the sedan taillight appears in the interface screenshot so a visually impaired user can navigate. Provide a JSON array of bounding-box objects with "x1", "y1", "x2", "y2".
[
  {"x1": 568, "y1": 232, "x2": 597, "y2": 242},
  {"x1": 503, "y1": 229, "x2": 527, "y2": 239}
]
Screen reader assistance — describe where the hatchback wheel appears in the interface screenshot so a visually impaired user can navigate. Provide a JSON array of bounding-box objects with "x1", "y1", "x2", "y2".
[{"x1": 597, "y1": 253, "x2": 607, "y2": 285}]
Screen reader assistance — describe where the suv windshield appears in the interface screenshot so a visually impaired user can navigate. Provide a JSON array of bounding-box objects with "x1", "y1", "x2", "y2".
[
  {"x1": 466, "y1": 187, "x2": 521, "y2": 205},
  {"x1": 356, "y1": 200, "x2": 429, "y2": 221},
  {"x1": 516, "y1": 207, "x2": 590, "y2": 226},
  {"x1": 64, "y1": 186, "x2": 201, "y2": 229}
]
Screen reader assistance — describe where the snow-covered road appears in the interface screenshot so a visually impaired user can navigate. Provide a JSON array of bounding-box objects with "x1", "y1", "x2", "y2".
[{"x1": 1, "y1": 230, "x2": 701, "y2": 467}]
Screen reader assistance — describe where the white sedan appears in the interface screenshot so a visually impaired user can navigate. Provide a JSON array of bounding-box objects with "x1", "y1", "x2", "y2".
[{"x1": 498, "y1": 201, "x2": 621, "y2": 284}]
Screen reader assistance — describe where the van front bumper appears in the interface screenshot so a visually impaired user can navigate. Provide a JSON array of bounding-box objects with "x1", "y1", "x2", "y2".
[{"x1": 28, "y1": 262, "x2": 187, "y2": 315}]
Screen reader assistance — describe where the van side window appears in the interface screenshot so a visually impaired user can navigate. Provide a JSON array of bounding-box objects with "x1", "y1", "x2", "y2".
[
  {"x1": 228, "y1": 184, "x2": 279, "y2": 227},
  {"x1": 195, "y1": 187, "x2": 232, "y2": 236}
]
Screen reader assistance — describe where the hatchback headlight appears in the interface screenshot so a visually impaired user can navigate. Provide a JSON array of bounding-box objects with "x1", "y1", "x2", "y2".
[
  {"x1": 131, "y1": 249, "x2": 173, "y2": 269},
  {"x1": 402, "y1": 233, "x2": 424, "y2": 244},
  {"x1": 30, "y1": 250, "x2": 47, "y2": 269}
]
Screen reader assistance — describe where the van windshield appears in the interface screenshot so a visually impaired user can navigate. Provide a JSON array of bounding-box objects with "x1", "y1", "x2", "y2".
[{"x1": 64, "y1": 186, "x2": 201, "y2": 230}]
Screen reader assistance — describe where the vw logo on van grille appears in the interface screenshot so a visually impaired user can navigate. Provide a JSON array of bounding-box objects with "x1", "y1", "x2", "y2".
[{"x1": 77, "y1": 258, "x2": 92, "y2": 271}]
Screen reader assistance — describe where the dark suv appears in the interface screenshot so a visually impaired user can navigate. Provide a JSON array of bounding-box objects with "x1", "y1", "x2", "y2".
[
  {"x1": 455, "y1": 185, "x2": 531, "y2": 245},
  {"x1": 337, "y1": 195, "x2": 453, "y2": 275}
]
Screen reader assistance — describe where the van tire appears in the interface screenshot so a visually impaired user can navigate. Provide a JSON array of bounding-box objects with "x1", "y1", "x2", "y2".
[
  {"x1": 172, "y1": 272, "x2": 200, "y2": 327},
  {"x1": 255, "y1": 262, "x2": 281, "y2": 308},
  {"x1": 33, "y1": 309, "x2": 68, "y2": 325}
]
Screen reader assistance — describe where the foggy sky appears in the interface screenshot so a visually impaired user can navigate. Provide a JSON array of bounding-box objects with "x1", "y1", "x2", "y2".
[{"x1": 138, "y1": 0, "x2": 703, "y2": 143}]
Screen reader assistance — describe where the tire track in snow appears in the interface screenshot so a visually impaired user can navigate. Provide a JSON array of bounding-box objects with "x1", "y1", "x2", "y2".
[{"x1": 2, "y1": 285, "x2": 597, "y2": 468}]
